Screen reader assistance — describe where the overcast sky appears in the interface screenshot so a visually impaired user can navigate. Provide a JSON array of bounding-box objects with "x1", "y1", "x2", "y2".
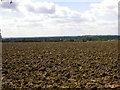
[{"x1": 0, "y1": 0, "x2": 118, "y2": 38}]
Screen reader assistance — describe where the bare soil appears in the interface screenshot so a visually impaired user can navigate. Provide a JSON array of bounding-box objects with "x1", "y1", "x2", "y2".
[{"x1": 2, "y1": 41, "x2": 120, "y2": 89}]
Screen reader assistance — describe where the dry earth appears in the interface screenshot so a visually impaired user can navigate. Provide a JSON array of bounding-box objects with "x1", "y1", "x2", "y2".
[{"x1": 2, "y1": 41, "x2": 120, "y2": 89}]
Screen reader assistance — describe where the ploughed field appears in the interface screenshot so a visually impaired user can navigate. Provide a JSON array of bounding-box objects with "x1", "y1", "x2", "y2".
[{"x1": 2, "y1": 41, "x2": 120, "y2": 88}]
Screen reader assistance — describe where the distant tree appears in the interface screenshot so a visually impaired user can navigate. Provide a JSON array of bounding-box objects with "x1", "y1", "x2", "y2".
[
  {"x1": 63, "y1": 38, "x2": 75, "y2": 42},
  {"x1": 0, "y1": 29, "x2": 2, "y2": 42},
  {"x1": 82, "y1": 39, "x2": 87, "y2": 42}
]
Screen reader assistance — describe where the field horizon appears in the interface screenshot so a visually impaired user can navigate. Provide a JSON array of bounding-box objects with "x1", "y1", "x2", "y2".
[{"x1": 2, "y1": 35, "x2": 119, "y2": 42}]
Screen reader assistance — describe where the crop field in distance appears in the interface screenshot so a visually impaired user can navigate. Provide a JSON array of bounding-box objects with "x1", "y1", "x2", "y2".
[{"x1": 2, "y1": 41, "x2": 120, "y2": 89}]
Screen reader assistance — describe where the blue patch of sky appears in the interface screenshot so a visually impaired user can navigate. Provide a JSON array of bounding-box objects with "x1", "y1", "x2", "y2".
[
  {"x1": 0, "y1": 11, "x2": 24, "y2": 18},
  {"x1": 55, "y1": 2, "x2": 93, "y2": 12},
  {"x1": 31, "y1": 0, "x2": 102, "y2": 13},
  {"x1": 32, "y1": 0, "x2": 102, "y2": 3}
]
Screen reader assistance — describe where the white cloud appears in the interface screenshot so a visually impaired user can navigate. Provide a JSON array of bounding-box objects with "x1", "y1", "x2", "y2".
[
  {"x1": 0, "y1": 0, "x2": 118, "y2": 37},
  {"x1": 1, "y1": 2, "x2": 17, "y2": 9},
  {"x1": 90, "y1": 0, "x2": 118, "y2": 17},
  {"x1": 0, "y1": 1, "x2": 18, "y2": 12},
  {"x1": 18, "y1": 1, "x2": 56, "y2": 15}
]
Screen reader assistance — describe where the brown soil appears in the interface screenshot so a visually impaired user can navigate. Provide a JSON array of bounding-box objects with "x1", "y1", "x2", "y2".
[{"x1": 2, "y1": 41, "x2": 120, "y2": 89}]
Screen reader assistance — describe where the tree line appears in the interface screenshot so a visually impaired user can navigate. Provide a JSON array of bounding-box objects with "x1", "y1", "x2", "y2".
[{"x1": 2, "y1": 35, "x2": 119, "y2": 42}]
